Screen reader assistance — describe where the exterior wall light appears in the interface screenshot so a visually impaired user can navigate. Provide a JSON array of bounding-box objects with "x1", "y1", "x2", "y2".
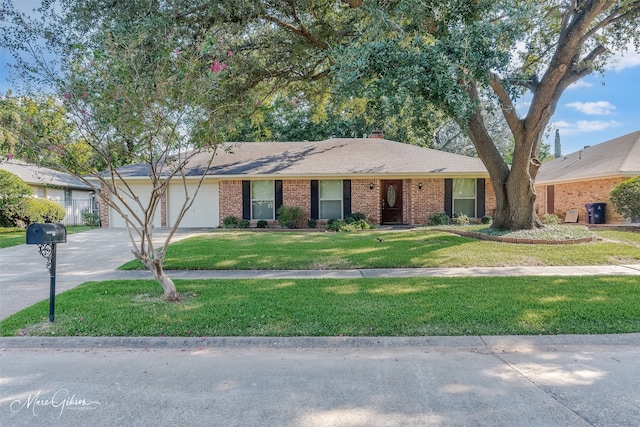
[
  {"x1": 418, "y1": 182, "x2": 423, "y2": 190},
  {"x1": 369, "y1": 183, "x2": 375, "y2": 190}
]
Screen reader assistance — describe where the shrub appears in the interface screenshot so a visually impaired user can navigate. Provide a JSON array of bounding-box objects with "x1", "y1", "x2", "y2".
[
  {"x1": 610, "y1": 176, "x2": 640, "y2": 221},
  {"x1": 339, "y1": 220, "x2": 372, "y2": 232},
  {"x1": 81, "y1": 210, "x2": 100, "y2": 227},
  {"x1": 276, "y1": 205, "x2": 304, "y2": 229},
  {"x1": 307, "y1": 218, "x2": 317, "y2": 228},
  {"x1": 327, "y1": 218, "x2": 343, "y2": 232},
  {"x1": 0, "y1": 170, "x2": 33, "y2": 226},
  {"x1": 9, "y1": 198, "x2": 66, "y2": 227},
  {"x1": 481, "y1": 215, "x2": 492, "y2": 224},
  {"x1": 428, "y1": 212, "x2": 449, "y2": 226},
  {"x1": 454, "y1": 213, "x2": 470, "y2": 226},
  {"x1": 542, "y1": 213, "x2": 560, "y2": 225},
  {"x1": 238, "y1": 219, "x2": 250, "y2": 228},
  {"x1": 256, "y1": 220, "x2": 268, "y2": 228},
  {"x1": 222, "y1": 215, "x2": 238, "y2": 228}
]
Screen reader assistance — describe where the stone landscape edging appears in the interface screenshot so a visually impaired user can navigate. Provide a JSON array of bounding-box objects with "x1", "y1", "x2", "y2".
[{"x1": 435, "y1": 228, "x2": 598, "y2": 245}]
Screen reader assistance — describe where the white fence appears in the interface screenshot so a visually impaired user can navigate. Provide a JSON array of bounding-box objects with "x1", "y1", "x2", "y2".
[{"x1": 54, "y1": 198, "x2": 98, "y2": 226}]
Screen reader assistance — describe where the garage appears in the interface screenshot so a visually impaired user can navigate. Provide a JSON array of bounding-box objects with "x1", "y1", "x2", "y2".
[{"x1": 167, "y1": 180, "x2": 219, "y2": 228}]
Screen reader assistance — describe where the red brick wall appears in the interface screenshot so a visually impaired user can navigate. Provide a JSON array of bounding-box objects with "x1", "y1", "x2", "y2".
[
  {"x1": 217, "y1": 177, "x2": 497, "y2": 226},
  {"x1": 219, "y1": 180, "x2": 243, "y2": 224},
  {"x1": 283, "y1": 180, "x2": 311, "y2": 220},
  {"x1": 535, "y1": 177, "x2": 628, "y2": 223},
  {"x1": 99, "y1": 187, "x2": 110, "y2": 227},
  {"x1": 484, "y1": 179, "x2": 497, "y2": 218},
  {"x1": 351, "y1": 179, "x2": 380, "y2": 223}
]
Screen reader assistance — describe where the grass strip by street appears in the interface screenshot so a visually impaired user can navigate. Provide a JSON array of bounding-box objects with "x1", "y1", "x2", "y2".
[
  {"x1": 118, "y1": 229, "x2": 640, "y2": 270},
  {"x1": 0, "y1": 226, "x2": 95, "y2": 249},
  {"x1": 2, "y1": 276, "x2": 638, "y2": 337}
]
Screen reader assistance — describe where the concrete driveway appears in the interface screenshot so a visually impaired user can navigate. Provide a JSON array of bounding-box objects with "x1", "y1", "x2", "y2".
[{"x1": 0, "y1": 228, "x2": 207, "y2": 319}]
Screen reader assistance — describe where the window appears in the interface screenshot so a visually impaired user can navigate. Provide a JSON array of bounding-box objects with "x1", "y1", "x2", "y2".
[
  {"x1": 251, "y1": 181, "x2": 274, "y2": 220},
  {"x1": 453, "y1": 179, "x2": 476, "y2": 217},
  {"x1": 319, "y1": 180, "x2": 343, "y2": 219}
]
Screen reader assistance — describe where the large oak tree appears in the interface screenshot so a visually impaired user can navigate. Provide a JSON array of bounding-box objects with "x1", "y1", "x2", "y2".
[{"x1": 333, "y1": 0, "x2": 640, "y2": 229}]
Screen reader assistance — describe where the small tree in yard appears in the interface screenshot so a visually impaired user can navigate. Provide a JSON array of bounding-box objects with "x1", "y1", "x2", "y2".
[
  {"x1": 610, "y1": 176, "x2": 640, "y2": 222},
  {"x1": 1, "y1": 2, "x2": 243, "y2": 300}
]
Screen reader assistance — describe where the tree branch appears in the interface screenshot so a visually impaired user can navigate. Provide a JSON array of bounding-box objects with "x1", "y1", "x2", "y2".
[{"x1": 488, "y1": 73, "x2": 523, "y2": 137}]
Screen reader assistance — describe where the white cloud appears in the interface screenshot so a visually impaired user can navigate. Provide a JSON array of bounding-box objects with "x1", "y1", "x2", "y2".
[
  {"x1": 553, "y1": 120, "x2": 622, "y2": 135},
  {"x1": 606, "y1": 41, "x2": 640, "y2": 71},
  {"x1": 567, "y1": 80, "x2": 593, "y2": 90},
  {"x1": 565, "y1": 101, "x2": 616, "y2": 115}
]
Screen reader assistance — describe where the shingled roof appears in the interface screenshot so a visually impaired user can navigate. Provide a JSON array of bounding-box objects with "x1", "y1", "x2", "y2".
[
  {"x1": 0, "y1": 159, "x2": 91, "y2": 190},
  {"x1": 115, "y1": 138, "x2": 489, "y2": 178},
  {"x1": 536, "y1": 130, "x2": 640, "y2": 184}
]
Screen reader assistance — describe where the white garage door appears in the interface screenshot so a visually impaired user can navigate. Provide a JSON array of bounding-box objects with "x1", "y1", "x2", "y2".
[
  {"x1": 167, "y1": 181, "x2": 219, "y2": 228},
  {"x1": 109, "y1": 183, "x2": 162, "y2": 229}
]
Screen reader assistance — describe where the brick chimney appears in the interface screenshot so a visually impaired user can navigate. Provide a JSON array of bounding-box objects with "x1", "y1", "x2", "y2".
[{"x1": 369, "y1": 130, "x2": 384, "y2": 139}]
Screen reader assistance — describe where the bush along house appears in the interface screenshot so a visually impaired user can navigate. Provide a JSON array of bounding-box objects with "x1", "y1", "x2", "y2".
[{"x1": 100, "y1": 133, "x2": 497, "y2": 228}]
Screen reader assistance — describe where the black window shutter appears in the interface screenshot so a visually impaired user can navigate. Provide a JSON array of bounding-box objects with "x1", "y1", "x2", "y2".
[
  {"x1": 310, "y1": 180, "x2": 319, "y2": 219},
  {"x1": 476, "y1": 178, "x2": 486, "y2": 218},
  {"x1": 275, "y1": 180, "x2": 283, "y2": 218},
  {"x1": 242, "y1": 180, "x2": 251, "y2": 220},
  {"x1": 343, "y1": 180, "x2": 352, "y2": 218},
  {"x1": 444, "y1": 179, "x2": 453, "y2": 217}
]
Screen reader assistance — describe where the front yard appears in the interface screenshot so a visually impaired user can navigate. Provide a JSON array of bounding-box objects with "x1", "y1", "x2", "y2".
[{"x1": 119, "y1": 228, "x2": 640, "y2": 270}]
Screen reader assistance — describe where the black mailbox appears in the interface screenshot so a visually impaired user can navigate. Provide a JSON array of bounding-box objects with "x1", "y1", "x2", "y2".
[{"x1": 26, "y1": 223, "x2": 67, "y2": 245}]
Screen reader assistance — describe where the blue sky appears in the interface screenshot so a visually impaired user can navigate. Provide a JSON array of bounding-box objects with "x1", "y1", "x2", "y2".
[{"x1": 1, "y1": 1, "x2": 639, "y2": 156}]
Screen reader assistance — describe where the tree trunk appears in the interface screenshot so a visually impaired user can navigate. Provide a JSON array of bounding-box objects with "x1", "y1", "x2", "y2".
[
  {"x1": 491, "y1": 167, "x2": 542, "y2": 230},
  {"x1": 149, "y1": 259, "x2": 179, "y2": 302},
  {"x1": 463, "y1": 94, "x2": 543, "y2": 231}
]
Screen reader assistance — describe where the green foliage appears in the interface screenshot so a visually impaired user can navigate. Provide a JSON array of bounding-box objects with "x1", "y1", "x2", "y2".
[
  {"x1": 276, "y1": 205, "x2": 304, "y2": 229},
  {"x1": 327, "y1": 214, "x2": 374, "y2": 232},
  {"x1": 81, "y1": 210, "x2": 100, "y2": 227},
  {"x1": 455, "y1": 214, "x2": 470, "y2": 226},
  {"x1": 481, "y1": 216, "x2": 492, "y2": 225},
  {"x1": 0, "y1": 170, "x2": 33, "y2": 226},
  {"x1": 256, "y1": 220, "x2": 268, "y2": 229},
  {"x1": 0, "y1": 96, "x2": 93, "y2": 173},
  {"x1": 610, "y1": 176, "x2": 640, "y2": 221},
  {"x1": 542, "y1": 213, "x2": 561, "y2": 225},
  {"x1": 307, "y1": 218, "x2": 317, "y2": 228},
  {"x1": 222, "y1": 216, "x2": 238, "y2": 229},
  {"x1": 8, "y1": 198, "x2": 66, "y2": 227},
  {"x1": 428, "y1": 212, "x2": 450, "y2": 226},
  {"x1": 238, "y1": 219, "x2": 250, "y2": 229},
  {"x1": 326, "y1": 218, "x2": 343, "y2": 232}
]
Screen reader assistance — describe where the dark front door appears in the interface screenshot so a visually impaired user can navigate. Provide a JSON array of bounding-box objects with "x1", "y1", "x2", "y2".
[
  {"x1": 381, "y1": 180, "x2": 403, "y2": 224},
  {"x1": 547, "y1": 185, "x2": 555, "y2": 214}
]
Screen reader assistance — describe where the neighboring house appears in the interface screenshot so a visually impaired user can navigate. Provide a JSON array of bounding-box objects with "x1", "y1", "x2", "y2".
[
  {"x1": 535, "y1": 130, "x2": 640, "y2": 224},
  {"x1": 101, "y1": 135, "x2": 496, "y2": 228},
  {"x1": 0, "y1": 159, "x2": 96, "y2": 226}
]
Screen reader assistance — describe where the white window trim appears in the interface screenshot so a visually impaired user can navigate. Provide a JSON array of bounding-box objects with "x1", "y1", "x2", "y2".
[
  {"x1": 251, "y1": 180, "x2": 275, "y2": 220},
  {"x1": 319, "y1": 180, "x2": 343, "y2": 220}
]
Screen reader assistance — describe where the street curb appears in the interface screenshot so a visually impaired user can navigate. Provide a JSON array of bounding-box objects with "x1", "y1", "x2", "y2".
[{"x1": 1, "y1": 333, "x2": 638, "y2": 351}]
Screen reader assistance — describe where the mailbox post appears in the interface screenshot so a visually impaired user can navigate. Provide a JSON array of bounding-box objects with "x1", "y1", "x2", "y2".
[{"x1": 26, "y1": 223, "x2": 67, "y2": 322}]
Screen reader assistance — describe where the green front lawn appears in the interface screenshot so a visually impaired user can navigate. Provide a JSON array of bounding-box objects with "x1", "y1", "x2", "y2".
[
  {"x1": 2, "y1": 276, "x2": 638, "y2": 337},
  {"x1": 119, "y1": 229, "x2": 640, "y2": 270}
]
